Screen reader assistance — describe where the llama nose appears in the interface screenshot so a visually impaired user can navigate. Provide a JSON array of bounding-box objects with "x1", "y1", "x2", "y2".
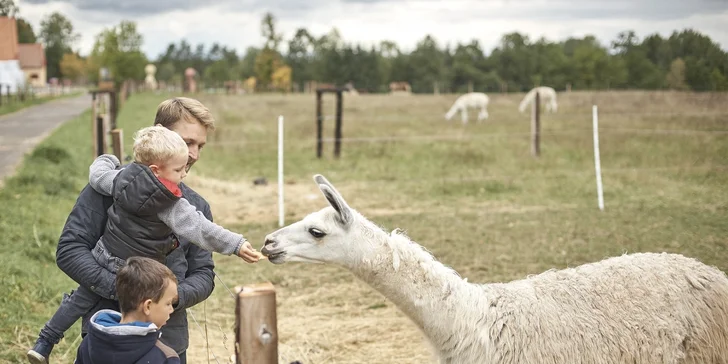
[{"x1": 263, "y1": 238, "x2": 277, "y2": 247}]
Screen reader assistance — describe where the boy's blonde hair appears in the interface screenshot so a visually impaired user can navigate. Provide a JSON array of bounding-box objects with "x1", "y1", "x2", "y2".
[
  {"x1": 154, "y1": 97, "x2": 216, "y2": 131},
  {"x1": 132, "y1": 125, "x2": 188, "y2": 165}
]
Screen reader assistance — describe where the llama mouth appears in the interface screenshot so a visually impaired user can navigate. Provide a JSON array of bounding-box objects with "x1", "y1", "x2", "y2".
[
  {"x1": 262, "y1": 246, "x2": 286, "y2": 263},
  {"x1": 266, "y1": 252, "x2": 286, "y2": 264}
]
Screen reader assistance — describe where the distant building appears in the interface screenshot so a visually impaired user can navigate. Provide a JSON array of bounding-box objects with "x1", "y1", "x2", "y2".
[
  {"x1": 18, "y1": 43, "x2": 46, "y2": 87},
  {"x1": 0, "y1": 16, "x2": 47, "y2": 92},
  {"x1": 0, "y1": 16, "x2": 19, "y2": 61}
]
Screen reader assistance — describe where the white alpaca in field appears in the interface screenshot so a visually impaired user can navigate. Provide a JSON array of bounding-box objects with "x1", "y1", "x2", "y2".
[
  {"x1": 519, "y1": 86, "x2": 558, "y2": 113},
  {"x1": 444, "y1": 92, "x2": 489, "y2": 124},
  {"x1": 261, "y1": 174, "x2": 728, "y2": 364}
]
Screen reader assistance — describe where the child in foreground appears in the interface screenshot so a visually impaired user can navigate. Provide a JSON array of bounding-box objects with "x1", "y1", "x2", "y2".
[
  {"x1": 75, "y1": 256, "x2": 182, "y2": 363},
  {"x1": 28, "y1": 125, "x2": 262, "y2": 363}
]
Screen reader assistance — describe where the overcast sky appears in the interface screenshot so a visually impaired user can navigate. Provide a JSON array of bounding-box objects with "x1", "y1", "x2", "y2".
[{"x1": 14, "y1": 0, "x2": 728, "y2": 59}]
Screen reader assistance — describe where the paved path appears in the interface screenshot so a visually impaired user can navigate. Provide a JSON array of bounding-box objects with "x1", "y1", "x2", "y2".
[{"x1": 0, "y1": 94, "x2": 91, "y2": 186}]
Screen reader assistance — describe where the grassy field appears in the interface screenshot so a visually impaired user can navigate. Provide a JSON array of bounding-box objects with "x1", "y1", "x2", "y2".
[{"x1": 1, "y1": 90, "x2": 727, "y2": 363}]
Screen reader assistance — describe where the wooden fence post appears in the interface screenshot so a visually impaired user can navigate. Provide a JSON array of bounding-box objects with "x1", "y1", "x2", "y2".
[
  {"x1": 334, "y1": 90, "x2": 343, "y2": 158},
  {"x1": 316, "y1": 90, "x2": 323, "y2": 159},
  {"x1": 91, "y1": 92, "x2": 98, "y2": 158},
  {"x1": 531, "y1": 91, "x2": 541, "y2": 157},
  {"x1": 235, "y1": 282, "x2": 278, "y2": 364},
  {"x1": 111, "y1": 129, "x2": 124, "y2": 161}
]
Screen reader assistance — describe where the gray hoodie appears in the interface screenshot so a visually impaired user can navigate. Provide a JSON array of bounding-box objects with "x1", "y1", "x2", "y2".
[{"x1": 89, "y1": 154, "x2": 244, "y2": 261}]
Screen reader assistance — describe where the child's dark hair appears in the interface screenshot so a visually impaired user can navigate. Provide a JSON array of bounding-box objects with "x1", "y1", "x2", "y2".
[{"x1": 116, "y1": 256, "x2": 178, "y2": 314}]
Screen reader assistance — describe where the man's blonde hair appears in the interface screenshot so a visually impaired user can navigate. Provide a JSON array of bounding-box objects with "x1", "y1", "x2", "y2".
[
  {"x1": 133, "y1": 125, "x2": 188, "y2": 165},
  {"x1": 154, "y1": 97, "x2": 216, "y2": 131}
]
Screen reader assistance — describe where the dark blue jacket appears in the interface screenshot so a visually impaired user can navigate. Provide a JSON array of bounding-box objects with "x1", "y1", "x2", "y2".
[
  {"x1": 55, "y1": 178, "x2": 216, "y2": 355},
  {"x1": 75, "y1": 310, "x2": 180, "y2": 364}
]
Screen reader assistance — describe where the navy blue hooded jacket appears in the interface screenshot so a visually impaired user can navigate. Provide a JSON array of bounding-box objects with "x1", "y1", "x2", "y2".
[{"x1": 74, "y1": 309, "x2": 180, "y2": 364}]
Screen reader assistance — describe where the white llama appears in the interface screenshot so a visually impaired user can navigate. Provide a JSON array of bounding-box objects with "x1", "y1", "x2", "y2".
[
  {"x1": 261, "y1": 174, "x2": 728, "y2": 364},
  {"x1": 519, "y1": 86, "x2": 558, "y2": 113},
  {"x1": 444, "y1": 92, "x2": 489, "y2": 124}
]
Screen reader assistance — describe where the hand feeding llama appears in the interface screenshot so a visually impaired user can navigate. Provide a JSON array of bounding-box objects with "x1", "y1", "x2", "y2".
[
  {"x1": 519, "y1": 86, "x2": 558, "y2": 113},
  {"x1": 261, "y1": 174, "x2": 728, "y2": 364},
  {"x1": 444, "y1": 92, "x2": 489, "y2": 124}
]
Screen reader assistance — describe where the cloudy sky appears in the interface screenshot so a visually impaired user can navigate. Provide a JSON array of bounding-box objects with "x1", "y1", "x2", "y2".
[{"x1": 14, "y1": 0, "x2": 728, "y2": 59}]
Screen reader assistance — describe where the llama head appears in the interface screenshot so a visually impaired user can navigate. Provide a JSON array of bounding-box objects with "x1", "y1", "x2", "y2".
[{"x1": 261, "y1": 174, "x2": 363, "y2": 266}]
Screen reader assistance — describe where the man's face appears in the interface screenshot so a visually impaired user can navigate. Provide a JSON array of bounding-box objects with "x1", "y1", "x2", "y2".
[{"x1": 164, "y1": 119, "x2": 208, "y2": 172}]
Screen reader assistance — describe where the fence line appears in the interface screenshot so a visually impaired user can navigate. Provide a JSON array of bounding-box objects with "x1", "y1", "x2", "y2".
[
  {"x1": 322, "y1": 165, "x2": 728, "y2": 187},
  {"x1": 208, "y1": 126, "x2": 728, "y2": 147}
]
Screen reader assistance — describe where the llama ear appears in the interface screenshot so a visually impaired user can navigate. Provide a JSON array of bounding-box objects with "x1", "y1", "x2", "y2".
[{"x1": 314, "y1": 175, "x2": 352, "y2": 226}]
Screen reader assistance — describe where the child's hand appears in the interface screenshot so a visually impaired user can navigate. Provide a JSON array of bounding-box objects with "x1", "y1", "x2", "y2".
[{"x1": 237, "y1": 240, "x2": 263, "y2": 263}]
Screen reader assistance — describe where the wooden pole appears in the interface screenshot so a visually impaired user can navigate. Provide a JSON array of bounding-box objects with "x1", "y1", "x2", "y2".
[
  {"x1": 91, "y1": 92, "x2": 98, "y2": 159},
  {"x1": 531, "y1": 91, "x2": 541, "y2": 157},
  {"x1": 316, "y1": 90, "x2": 323, "y2": 159},
  {"x1": 95, "y1": 115, "x2": 105, "y2": 157},
  {"x1": 334, "y1": 90, "x2": 343, "y2": 158},
  {"x1": 467, "y1": 81, "x2": 473, "y2": 93},
  {"x1": 111, "y1": 129, "x2": 124, "y2": 161},
  {"x1": 235, "y1": 282, "x2": 278, "y2": 364}
]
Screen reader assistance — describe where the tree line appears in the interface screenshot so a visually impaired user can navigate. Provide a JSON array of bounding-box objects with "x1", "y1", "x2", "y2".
[{"x1": 3, "y1": 1, "x2": 727, "y2": 93}]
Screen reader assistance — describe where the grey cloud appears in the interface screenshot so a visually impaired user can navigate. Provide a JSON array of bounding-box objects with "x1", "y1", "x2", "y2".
[
  {"x1": 21, "y1": 0, "x2": 209, "y2": 15},
  {"x1": 341, "y1": 0, "x2": 728, "y2": 22},
  {"x1": 22, "y1": 0, "x2": 327, "y2": 17}
]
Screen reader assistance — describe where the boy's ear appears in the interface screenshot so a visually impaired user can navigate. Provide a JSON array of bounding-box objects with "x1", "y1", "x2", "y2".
[
  {"x1": 142, "y1": 298, "x2": 153, "y2": 316},
  {"x1": 149, "y1": 164, "x2": 160, "y2": 176}
]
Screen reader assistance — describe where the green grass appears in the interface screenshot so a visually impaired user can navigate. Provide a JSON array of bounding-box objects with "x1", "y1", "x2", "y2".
[{"x1": 1, "y1": 90, "x2": 727, "y2": 363}]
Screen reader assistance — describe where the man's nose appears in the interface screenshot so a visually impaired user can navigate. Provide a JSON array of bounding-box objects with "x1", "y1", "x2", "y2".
[{"x1": 188, "y1": 145, "x2": 199, "y2": 160}]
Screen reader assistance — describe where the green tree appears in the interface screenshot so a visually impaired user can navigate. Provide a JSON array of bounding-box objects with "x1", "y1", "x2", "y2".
[
  {"x1": 665, "y1": 58, "x2": 689, "y2": 90},
  {"x1": 0, "y1": 0, "x2": 19, "y2": 16},
  {"x1": 254, "y1": 13, "x2": 285, "y2": 88},
  {"x1": 155, "y1": 62, "x2": 176, "y2": 83},
  {"x1": 16, "y1": 18, "x2": 37, "y2": 43},
  {"x1": 39, "y1": 12, "x2": 80, "y2": 80},
  {"x1": 286, "y1": 28, "x2": 315, "y2": 89},
  {"x1": 88, "y1": 21, "x2": 148, "y2": 85},
  {"x1": 709, "y1": 68, "x2": 728, "y2": 91}
]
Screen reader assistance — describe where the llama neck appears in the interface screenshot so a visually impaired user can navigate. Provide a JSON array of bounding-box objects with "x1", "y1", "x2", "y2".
[{"x1": 343, "y1": 222, "x2": 484, "y2": 352}]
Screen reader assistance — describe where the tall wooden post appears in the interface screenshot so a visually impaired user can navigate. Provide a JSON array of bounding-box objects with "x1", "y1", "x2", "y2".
[
  {"x1": 467, "y1": 81, "x2": 473, "y2": 93},
  {"x1": 316, "y1": 90, "x2": 323, "y2": 159},
  {"x1": 334, "y1": 90, "x2": 343, "y2": 158},
  {"x1": 111, "y1": 129, "x2": 124, "y2": 161},
  {"x1": 91, "y1": 92, "x2": 98, "y2": 158},
  {"x1": 235, "y1": 282, "x2": 278, "y2": 364},
  {"x1": 531, "y1": 91, "x2": 541, "y2": 157}
]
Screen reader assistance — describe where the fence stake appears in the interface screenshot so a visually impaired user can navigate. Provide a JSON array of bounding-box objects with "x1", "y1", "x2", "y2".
[
  {"x1": 278, "y1": 115, "x2": 285, "y2": 227},
  {"x1": 235, "y1": 282, "x2": 278, "y2": 364},
  {"x1": 592, "y1": 105, "x2": 605, "y2": 211}
]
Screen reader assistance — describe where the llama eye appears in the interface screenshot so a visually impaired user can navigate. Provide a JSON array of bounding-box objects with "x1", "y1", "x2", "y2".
[{"x1": 308, "y1": 228, "x2": 326, "y2": 238}]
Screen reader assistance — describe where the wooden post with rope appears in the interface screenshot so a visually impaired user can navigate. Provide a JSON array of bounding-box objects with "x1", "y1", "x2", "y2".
[{"x1": 235, "y1": 282, "x2": 278, "y2": 364}]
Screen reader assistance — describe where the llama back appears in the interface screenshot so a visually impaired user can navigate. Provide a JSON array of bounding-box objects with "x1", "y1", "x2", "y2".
[{"x1": 476, "y1": 252, "x2": 728, "y2": 364}]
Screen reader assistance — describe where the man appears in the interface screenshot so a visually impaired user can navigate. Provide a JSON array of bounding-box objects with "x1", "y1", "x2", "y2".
[{"x1": 53, "y1": 97, "x2": 216, "y2": 364}]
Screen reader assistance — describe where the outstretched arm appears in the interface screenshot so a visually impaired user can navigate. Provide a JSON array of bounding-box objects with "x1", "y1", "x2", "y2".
[
  {"x1": 158, "y1": 197, "x2": 246, "y2": 256},
  {"x1": 89, "y1": 154, "x2": 121, "y2": 196}
]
